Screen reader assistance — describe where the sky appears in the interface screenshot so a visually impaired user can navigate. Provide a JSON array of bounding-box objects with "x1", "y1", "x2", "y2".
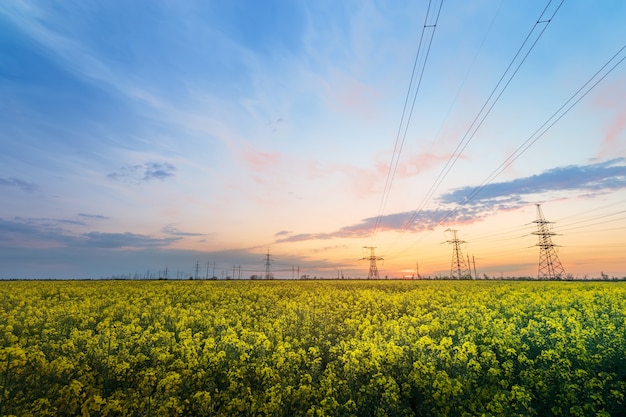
[{"x1": 1, "y1": 0, "x2": 625, "y2": 279}]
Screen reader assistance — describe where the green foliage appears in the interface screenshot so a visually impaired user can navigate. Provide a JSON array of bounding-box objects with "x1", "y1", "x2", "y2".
[{"x1": 0, "y1": 280, "x2": 625, "y2": 416}]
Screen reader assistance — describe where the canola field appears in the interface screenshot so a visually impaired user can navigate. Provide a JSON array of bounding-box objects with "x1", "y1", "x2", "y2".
[{"x1": 1, "y1": 279, "x2": 625, "y2": 416}]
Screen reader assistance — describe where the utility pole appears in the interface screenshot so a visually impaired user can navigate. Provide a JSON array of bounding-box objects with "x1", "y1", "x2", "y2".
[
  {"x1": 194, "y1": 261, "x2": 200, "y2": 280},
  {"x1": 360, "y1": 246, "x2": 383, "y2": 279},
  {"x1": 532, "y1": 204, "x2": 566, "y2": 279},
  {"x1": 444, "y1": 229, "x2": 470, "y2": 279},
  {"x1": 264, "y1": 249, "x2": 272, "y2": 279}
]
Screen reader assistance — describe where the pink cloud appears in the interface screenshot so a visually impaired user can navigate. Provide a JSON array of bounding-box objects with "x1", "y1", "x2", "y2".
[
  {"x1": 216, "y1": 144, "x2": 290, "y2": 206},
  {"x1": 604, "y1": 110, "x2": 626, "y2": 148},
  {"x1": 303, "y1": 157, "x2": 382, "y2": 199},
  {"x1": 319, "y1": 70, "x2": 381, "y2": 119},
  {"x1": 241, "y1": 148, "x2": 282, "y2": 171},
  {"x1": 337, "y1": 164, "x2": 381, "y2": 199},
  {"x1": 396, "y1": 151, "x2": 456, "y2": 178},
  {"x1": 594, "y1": 77, "x2": 626, "y2": 158},
  {"x1": 333, "y1": 81, "x2": 379, "y2": 117}
]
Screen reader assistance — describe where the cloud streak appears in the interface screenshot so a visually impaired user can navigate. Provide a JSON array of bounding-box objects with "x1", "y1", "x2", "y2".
[
  {"x1": 440, "y1": 158, "x2": 626, "y2": 206},
  {"x1": 107, "y1": 162, "x2": 176, "y2": 183},
  {"x1": 278, "y1": 159, "x2": 626, "y2": 242},
  {"x1": 0, "y1": 217, "x2": 179, "y2": 249},
  {"x1": 80, "y1": 232, "x2": 179, "y2": 249},
  {"x1": 77, "y1": 213, "x2": 110, "y2": 220},
  {"x1": 0, "y1": 177, "x2": 38, "y2": 192},
  {"x1": 162, "y1": 226, "x2": 205, "y2": 237}
]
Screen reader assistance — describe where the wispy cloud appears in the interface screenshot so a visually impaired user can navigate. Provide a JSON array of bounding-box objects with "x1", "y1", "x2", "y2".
[
  {"x1": 594, "y1": 77, "x2": 626, "y2": 158},
  {"x1": 0, "y1": 177, "x2": 38, "y2": 192},
  {"x1": 275, "y1": 209, "x2": 439, "y2": 243},
  {"x1": 240, "y1": 148, "x2": 282, "y2": 172},
  {"x1": 13, "y1": 216, "x2": 86, "y2": 228},
  {"x1": 162, "y1": 226, "x2": 205, "y2": 237},
  {"x1": 77, "y1": 213, "x2": 110, "y2": 220},
  {"x1": 143, "y1": 162, "x2": 176, "y2": 180},
  {"x1": 0, "y1": 217, "x2": 178, "y2": 250},
  {"x1": 440, "y1": 158, "x2": 626, "y2": 207},
  {"x1": 81, "y1": 232, "x2": 179, "y2": 249},
  {"x1": 278, "y1": 159, "x2": 626, "y2": 243},
  {"x1": 108, "y1": 162, "x2": 176, "y2": 183},
  {"x1": 0, "y1": 217, "x2": 76, "y2": 248},
  {"x1": 396, "y1": 151, "x2": 460, "y2": 178},
  {"x1": 0, "y1": 2, "x2": 120, "y2": 93},
  {"x1": 322, "y1": 72, "x2": 381, "y2": 119}
]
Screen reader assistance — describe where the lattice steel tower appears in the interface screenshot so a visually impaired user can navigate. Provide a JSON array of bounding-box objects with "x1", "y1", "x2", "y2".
[
  {"x1": 264, "y1": 249, "x2": 273, "y2": 279},
  {"x1": 532, "y1": 204, "x2": 566, "y2": 279},
  {"x1": 361, "y1": 246, "x2": 383, "y2": 279},
  {"x1": 445, "y1": 229, "x2": 471, "y2": 279}
]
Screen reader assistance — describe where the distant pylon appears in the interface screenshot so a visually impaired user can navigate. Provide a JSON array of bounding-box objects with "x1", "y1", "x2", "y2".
[
  {"x1": 264, "y1": 249, "x2": 273, "y2": 279},
  {"x1": 532, "y1": 204, "x2": 566, "y2": 279},
  {"x1": 445, "y1": 229, "x2": 471, "y2": 279},
  {"x1": 361, "y1": 247, "x2": 383, "y2": 279}
]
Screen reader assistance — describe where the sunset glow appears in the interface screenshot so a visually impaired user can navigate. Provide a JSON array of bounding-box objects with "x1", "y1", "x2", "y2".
[{"x1": 1, "y1": 1, "x2": 625, "y2": 279}]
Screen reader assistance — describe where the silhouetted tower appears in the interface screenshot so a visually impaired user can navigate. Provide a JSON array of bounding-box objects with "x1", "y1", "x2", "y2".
[
  {"x1": 361, "y1": 246, "x2": 383, "y2": 279},
  {"x1": 264, "y1": 249, "x2": 273, "y2": 279},
  {"x1": 445, "y1": 229, "x2": 470, "y2": 279},
  {"x1": 532, "y1": 204, "x2": 566, "y2": 279}
]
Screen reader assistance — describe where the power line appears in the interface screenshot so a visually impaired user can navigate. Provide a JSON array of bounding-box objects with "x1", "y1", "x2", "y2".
[
  {"x1": 370, "y1": 0, "x2": 503, "y2": 248},
  {"x1": 428, "y1": 0, "x2": 505, "y2": 152},
  {"x1": 438, "y1": 42, "x2": 626, "y2": 226},
  {"x1": 396, "y1": 39, "x2": 626, "y2": 260},
  {"x1": 449, "y1": 200, "x2": 626, "y2": 247},
  {"x1": 556, "y1": 198, "x2": 626, "y2": 223},
  {"x1": 559, "y1": 214, "x2": 626, "y2": 233},
  {"x1": 371, "y1": 0, "x2": 444, "y2": 241},
  {"x1": 385, "y1": 0, "x2": 565, "y2": 254}
]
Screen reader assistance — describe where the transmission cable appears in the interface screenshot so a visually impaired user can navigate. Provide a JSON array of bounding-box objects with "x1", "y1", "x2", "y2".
[
  {"x1": 425, "y1": 0, "x2": 505, "y2": 167},
  {"x1": 384, "y1": 0, "x2": 565, "y2": 256},
  {"x1": 555, "y1": 197, "x2": 626, "y2": 223},
  {"x1": 405, "y1": 0, "x2": 565, "y2": 229},
  {"x1": 433, "y1": 41, "x2": 626, "y2": 229},
  {"x1": 370, "y1": 0, "x2": 444, "y2": 241}
]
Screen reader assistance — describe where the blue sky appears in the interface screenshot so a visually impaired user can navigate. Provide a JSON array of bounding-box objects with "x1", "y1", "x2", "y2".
[{"x1": 1, "y1": 0, "x2": 626, "y2": 279}]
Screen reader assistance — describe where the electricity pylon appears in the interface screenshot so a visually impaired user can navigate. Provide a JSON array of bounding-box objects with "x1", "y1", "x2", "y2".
[
  {"x1": 264, "y1": 249, "x2": 273, "y2": 279},
  {"x1": 361, "y1": 246, "x2": 383, "y2": 279},
  {"x1": 445, "y1": 229, "x2": 471, "y2": 279},
  {"x1": 532, "y1": 204, "x2": 566, "y2": 279}
]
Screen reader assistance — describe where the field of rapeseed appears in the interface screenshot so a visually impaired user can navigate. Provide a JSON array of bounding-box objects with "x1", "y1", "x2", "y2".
[{"x1": 0, "y1": 280, "x2": 625, "y2": 416}]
